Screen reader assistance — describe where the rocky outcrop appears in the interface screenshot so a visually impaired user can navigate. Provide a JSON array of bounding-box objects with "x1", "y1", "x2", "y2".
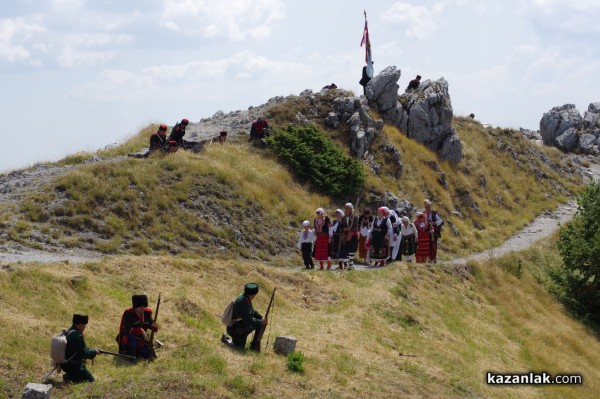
[
  {"x1": 539, "y1": 103, "x2": 599, "y2": 154},
  {"x1": 365, "y1": 66, "x2": 463, "y2": 163}
]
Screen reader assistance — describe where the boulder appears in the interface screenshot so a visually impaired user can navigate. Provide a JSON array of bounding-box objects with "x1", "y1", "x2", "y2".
[
  {"x1": 555, "y1": 127, "x2": 579, "y2": 151},
  {"x1": 22, "y1": 383, "x2": 52, "y2": 399},
  {"x1": 583, "y1": 102, "x2": 600, "y2": 130},
  {"x1": 366, "y1": 66, "x2": 401, "y2": 114},
  {"x1": 273, "y1": 336, "x2": 297, "y2": 355},
  {"x1": 539, "y1": 104, "x2": 582, "y2": 146},
  {"x1": 579, "y1": 134, "x2": 599, "y2": 154}
]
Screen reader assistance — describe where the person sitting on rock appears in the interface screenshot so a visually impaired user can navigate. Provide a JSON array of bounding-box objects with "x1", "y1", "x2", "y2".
[
  {"x1": 406, "y1": 75, "x2": 421, "y2": 92},
  {"x1": 249, "y1": 117, "x2": 269, "y2": 146},
  {"x1": 118, "y1": 294, "x2": 159, "y2": 360},
  {"x1": 167, "y1": 119, "x2": 189, "y2": 147},
  {"x1": 149, "y1": 124, "x2": 168, "y2": 152}
]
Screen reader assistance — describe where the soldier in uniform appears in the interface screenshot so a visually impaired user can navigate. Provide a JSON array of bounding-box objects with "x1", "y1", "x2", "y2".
[
  {"x1": 62, "y1": 314, "x2": 98, "y2": 383},
  {"x1": 118, "y1": 294, "x2": 159, "y2": 359},
  {"x1": 167, "y1": 118, "x2": 189, "y2": 147},
  {"x1": 149, "y1": 124, "x2": 168, "y2": 152},
  {"x1": 221, "y1": 283, "x2": 268, "y2": 350}
]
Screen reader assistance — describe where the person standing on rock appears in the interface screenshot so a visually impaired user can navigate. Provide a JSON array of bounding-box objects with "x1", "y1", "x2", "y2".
[
  {"x1": 340, "y1": 203, "x2": 359, "y2": 270},
  {"x1": 423, "y1": 199, "x2": 443, "y2": 263},
  {"x1": 62, "y1": 314, "x2": 99, "y2": 383},
  {"x1": 414, "y1": 212, "x2": 433, "y2": 263},
  {"x1": 117, "y1": 294, "x2": 160, "y2": 360},
  {"x1": 221, "y1": 283, "x2": 267, "y2": 350},
  {"x1": 359, "y1": 66, "x2": 371, "y2": 95},
  {"x1": 399, "y1": 216, "x2": 418, "y2": 262},
  {"x1": 149, "y1": 124, "x2": 168, "y2": 152},
  {"x1": 405, "y1": 75, "x2": 421, "y2": 92},
  {"x1": 366, "y1": 207, "x2": 393, "y2": 267},
  {"x1": 313, "y1": 208, "x2": 332, "y2": 270},
  {"x1": 298, "y1": 220, "x2": 316, "y2": 269},
  {"x1": 168, "y1": 118, "x2": 189, "y2": 147},
  {"x1": 358, "y1": 208, "x2": 373, "y2": 265}
]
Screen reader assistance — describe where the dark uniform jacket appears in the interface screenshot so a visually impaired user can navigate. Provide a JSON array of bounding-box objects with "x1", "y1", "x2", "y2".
[
  {"x1": 65, "y1": 326, "x2": 97, "y2": 363},
  {"x1": 149, "y1": 133, "x2": 166, "y2": 151},
  {"x1": 168, "y1": 123, "x2": 187, "y2": 145},
  {"x1": 232, "y1": 294, "x2": 263, "y2": 330},
  {"x1": 118, "y1": 307, "x2": 155, "y2": 348}
]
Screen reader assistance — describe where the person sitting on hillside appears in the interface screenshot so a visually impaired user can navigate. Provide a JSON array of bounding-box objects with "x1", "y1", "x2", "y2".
[
  {"x1": 118, "y1": 294, "x2": 159, "y2": 360},
  {"x1": 62, "y1": 314, "x2": 99, "y2": 383},
  {"x1": 405, "y1": 75, "x2": 421, "y2": 92},
  {"x1": 249, "y1": 117, "x2": 270, "y2": 146},
  {"x1": 149, "y1": 124, "x2": 168, "y2": 152},
  {"x1": 221, "y1": 283, "x2": 268, "y2": 350},
  {"x1": 167, "y1": 119, "x2": 189, "y2": 147}
]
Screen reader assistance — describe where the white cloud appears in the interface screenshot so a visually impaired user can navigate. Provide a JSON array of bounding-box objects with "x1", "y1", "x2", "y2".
[
  {"x1": 381, "y1": 2, "x2": 438, "y2": 39},
  {"x1": 57, "y1": 48, "x2": 115, "y2": 67},
  {"x1": 69, "y1": 51, "x2": 311, "y2": 102},
  {"x1": 529, "y1": 0, "x2": 600, "y2": 34},
  {"x1": 161, "y1": 0, "x2": 285, "y2": 41},
  {"x1": 0, "y1": 16, "x2": 45, "y2": 62}
]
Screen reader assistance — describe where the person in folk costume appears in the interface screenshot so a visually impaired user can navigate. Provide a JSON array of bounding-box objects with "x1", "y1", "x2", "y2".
[
  {"x1": 118, "y1": 294, "x2": 160, "y2": 359},
  {"x1": 399, "y1": 216, "x2": 419, "y2": 262},
  {"x1": 329, "y1": 209, "x2": 345, "y2": 269},
  {"x1": 357, "y1": 208, "x2": 374, "y2": 265},
  {"x1": 386, "y1": 207, "x2": 401, "y2": 262},
  {"x1": 297, "y1": 220, "x2": 316, "y2": 269},
  {"x1": 413, "y1": 212, "x2": 434, "y2": 263},
  {"x1": 62, "y1": 314, "x2": 98, "y2": 383},
  {"x1": 313, "y1": 208, "x2": 332, "y2": 270},
  {"x1": 423, "y1": 199, "x2": 444, "y2": 263},
  {"x1": 339, "y1": 203, "x2": 360, "y2": 270},
  {"x1": 366, "y1": 207, "x2": 393, "y2": 267}
]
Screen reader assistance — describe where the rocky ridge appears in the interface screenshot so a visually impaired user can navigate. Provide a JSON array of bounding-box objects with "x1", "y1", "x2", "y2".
[{"x1": 540, "y1": 103, "x2": 600, "y2": 154}]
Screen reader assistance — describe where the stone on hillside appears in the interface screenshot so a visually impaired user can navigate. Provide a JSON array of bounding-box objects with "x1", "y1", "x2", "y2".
[
  {"x1": 539, "y1": 104, "x2": 582, "y2": 146},
  {"x1": 299, "y1": 89, "x2": 313, "y2": 96},
  {"x1": 579, "y1": 134, "x2": 599, "y2": 154},
  {"x1": 325, "y1": 112, "x2": 340, "y2": 129},
  {"x1": 583, "y1": 102, "x2": 600, "y2": 129},
  {"x1": 22, "y1": 383, "x2": 52, "y2": 399},
  {"x1": 296, "y1": 112, "x2": 309, "y2": 124},
  {"x1": 439, "y1": 132, "x2": 463, "y2": 164},
  {"x1": 555, "y1": 127, "x2": 579, "y2": 151},
  {"x1": 394, "y1": 199, "x2": 416, "y2": 218},
  {"x1": 273, "y1": 336, "x2": 297, "y2": 355},
  {"x1": 366, "y1": 66, "x2": 401, "y2": 113},
  {"x1": 520, "y1": 128, "x2": 542, "y2": 141}
]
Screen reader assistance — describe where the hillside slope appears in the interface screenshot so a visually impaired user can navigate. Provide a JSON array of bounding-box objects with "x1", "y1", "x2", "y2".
[{"x1": 1, "y1": 250, "x2": 599, "y2": 398}]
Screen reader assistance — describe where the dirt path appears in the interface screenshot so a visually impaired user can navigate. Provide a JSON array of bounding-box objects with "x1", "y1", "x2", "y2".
[{"x1": 1, "y1": 162, "x2": 599, "y2": 267}]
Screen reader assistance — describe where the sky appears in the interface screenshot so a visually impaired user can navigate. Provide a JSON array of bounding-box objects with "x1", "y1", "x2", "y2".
[{"x1": 1, "y1": 0, "x2": 599, "y2": 172}]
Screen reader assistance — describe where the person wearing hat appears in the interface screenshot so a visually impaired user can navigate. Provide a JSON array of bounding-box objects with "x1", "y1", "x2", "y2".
[
  {"x1": 167, "y1": 118, "x2": 189, "y2": 147},
  {"x1": 357, "y1": 208, "x2": 374, "y2": 265},
  {"x1": 222, "y1": 283, "x2": 268, "y2": 350},
  {"x1": 313, "y1": 208, "x2": 332, "y2": 270},
  {"x1": 117, "y1": 294, "x2": 159, "y2": 359},
  {"x1": 62, "y1": 314, "x2": 99, "y2": 383},
  {"x1": 366, "y1": 207, "x2": 393, "y2": 267},
  {"x1": 248, "y1": 117, "x2": 270, "y2": 146},
  {"x1": 339, "y1": 203, "x2": 359, "y2": 270},
  {"x1": 423, "y1": 199, "x2": 443, "y2": 263},
  {"x1": 399, "y1": 216, "x2": 418, "y2": 262},
  {"x1": 297, "y1": 220, "x2": 316, "y2": 269},
  {"x1": 149, "y1": 124, "x2": 168, "y2": 152},
  {"x1": 329, "y1": 209, "x2": 345, "y2": 269}
]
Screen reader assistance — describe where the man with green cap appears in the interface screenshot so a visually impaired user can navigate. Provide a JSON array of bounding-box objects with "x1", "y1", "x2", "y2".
[
  {"x1": 62, "y1": 314, "x2": 99, "y2": 383},
  {"x1": 222, "y1": 283, "x2": 268, "y2": 350}
]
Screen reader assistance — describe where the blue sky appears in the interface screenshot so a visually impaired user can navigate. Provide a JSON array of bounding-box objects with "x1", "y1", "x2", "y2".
[{"x1": 1, "y1": 0, "x2": 599, "y2": 172}]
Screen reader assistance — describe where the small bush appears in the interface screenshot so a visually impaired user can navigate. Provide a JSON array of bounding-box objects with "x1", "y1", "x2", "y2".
[
  {"x1": 287, "y1": 351, "x2": 305, "y2": 373},
  {"x1": 266, "y1": 125, "x2": 365, "y2": 197}
]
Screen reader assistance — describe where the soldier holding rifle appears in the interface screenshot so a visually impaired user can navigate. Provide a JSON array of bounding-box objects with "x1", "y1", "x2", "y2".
[{"x1": 221, "y1": 283, "x2": 269, "y2": 351}]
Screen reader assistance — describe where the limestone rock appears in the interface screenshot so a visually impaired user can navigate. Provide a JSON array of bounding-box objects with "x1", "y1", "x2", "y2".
[
  {"x1": 22, "y1": 383, "x2": 52, "y2": 399},
  {"x1": 273, "y1": 336, "x2": 297, "y2": 355},
  {"x1": 539, "y1": 104, "x2": 582, "y2": 146},
  {"x1": 366, "y1": 66, "x2": 401, "y2": 114},
  {"x1": 579, "y1": 134, "x2": 599, "y2": 154},
  {"x1": 583, "y1": 102, "x2": 600, "y2": 129},
  {"x1": 555, "y1": 127, "x2": 579, "y2": 151}
]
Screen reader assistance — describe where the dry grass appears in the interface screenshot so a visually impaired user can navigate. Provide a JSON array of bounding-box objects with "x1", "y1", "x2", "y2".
[{"x1": 1, "y1": 250, "x2": 599, "y2": 398}]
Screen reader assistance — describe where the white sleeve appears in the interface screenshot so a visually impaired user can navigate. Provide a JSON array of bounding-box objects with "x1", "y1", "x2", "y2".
[{"x1": 434, "y1": 213, "x2": 443, "y2": 227}]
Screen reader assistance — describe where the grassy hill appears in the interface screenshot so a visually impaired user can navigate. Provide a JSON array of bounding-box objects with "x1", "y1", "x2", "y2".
[{"x1": 1, "y1": 241, "x2": 599, "y2": 398}]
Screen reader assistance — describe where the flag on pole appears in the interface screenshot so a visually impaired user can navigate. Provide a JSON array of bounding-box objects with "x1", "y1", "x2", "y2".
[{"x1": 360, "y1": 10, "x2": 374, "y2": 78}]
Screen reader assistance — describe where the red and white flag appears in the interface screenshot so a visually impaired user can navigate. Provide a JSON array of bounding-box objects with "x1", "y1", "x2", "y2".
[{"x1": 360, "y1": 10, "x2": 374, "y2": 78}]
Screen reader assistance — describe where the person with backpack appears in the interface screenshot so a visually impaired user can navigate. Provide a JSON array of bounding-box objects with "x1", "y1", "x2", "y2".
[
  {"x1": 423, "y1": 199, "x2": 444, "y2": 263},
  {"x1": 167, "y1": 118, "x2": 189, "y2": 147},
  {"x1": 221, "y1": 283, "x2": 268, "y2": 350},
  {"x1": 117, "y1": 294, "x2": 159, "y2": 360},
  {"x1": 62, "y1": 314, "x2": 99, "y2": 383}
]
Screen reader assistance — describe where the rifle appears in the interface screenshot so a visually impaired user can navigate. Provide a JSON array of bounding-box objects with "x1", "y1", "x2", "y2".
[
  {"x1": 148, "y1": 293, "x2": 161, "y2": 360},
  {"x1": 250, "y1": 287, "x2": 276, "y2": 352},
  {"x1": 97, "y1": 349, "x2": 137, "y2": 360}
]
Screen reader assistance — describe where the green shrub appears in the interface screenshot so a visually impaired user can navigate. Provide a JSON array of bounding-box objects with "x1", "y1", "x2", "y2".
[
  {"x1": 556, "y1": 180, "x2": 600, "y2": 326},
  {"x1": 266, "y1": 125, "x2": 365, "y2": 197},
  {"x1": 287, "y1": 351, "x2": 305, "y2": 373}
]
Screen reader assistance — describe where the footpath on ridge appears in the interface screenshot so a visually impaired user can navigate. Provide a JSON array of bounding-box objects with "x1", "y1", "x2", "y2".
[{"x1": 1, "y1": 162, "x2": 599, "y2": 268}]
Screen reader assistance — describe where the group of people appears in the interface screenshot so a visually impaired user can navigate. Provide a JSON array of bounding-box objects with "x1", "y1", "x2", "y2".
[
  {"x1": 148, "y1": 118, "x2": 228, "y2": 155},
  {"x1": 57, "y1": 294, "x2": 160, "y2": 383},
  {"x1": 298, "y1": 199, "x2": 443, "y2": 269}
]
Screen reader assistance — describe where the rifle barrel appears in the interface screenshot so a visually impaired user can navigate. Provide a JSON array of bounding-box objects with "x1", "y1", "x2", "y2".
[{"x1": 98, "y1": 349, "x2": 136, "y2": 359}]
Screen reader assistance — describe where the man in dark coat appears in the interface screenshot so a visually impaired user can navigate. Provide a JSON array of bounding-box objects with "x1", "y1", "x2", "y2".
[
  {"x1": 62, "y1": 314, "x2": 98, "y2": 383},
  {"x1": 359, "y1": 66, "x2": 371, "y2": 95},
  {"x1": 118, "y1": 294, "x2": 159, "y2": 359},
  {"x1": 222, "y1": 283, "x2": 268, "y2": 350},
  {"x1": 406, "y1": 75, "x2": 421, "y2": 92},
  {"x1": 249, "y1": 117, "x2": 270, "y2": 146},
  {"x1": 167, "y1": 118, "x2": 189, "y2": 146},
  {"x1": 149, "y1": 124, "x2": 168, "y2": 152}
]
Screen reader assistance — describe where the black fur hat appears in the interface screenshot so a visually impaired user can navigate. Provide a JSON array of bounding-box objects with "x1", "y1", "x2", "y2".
[
  {"x1": 72, "y1": 314, "x2": 89, "y2": 325},
  {"x1": 244, "y1": 283, "x2": 259, "y2": 295},
  {"x1": 132, "y1": 294, "x2": 148, "y2": 308}
]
